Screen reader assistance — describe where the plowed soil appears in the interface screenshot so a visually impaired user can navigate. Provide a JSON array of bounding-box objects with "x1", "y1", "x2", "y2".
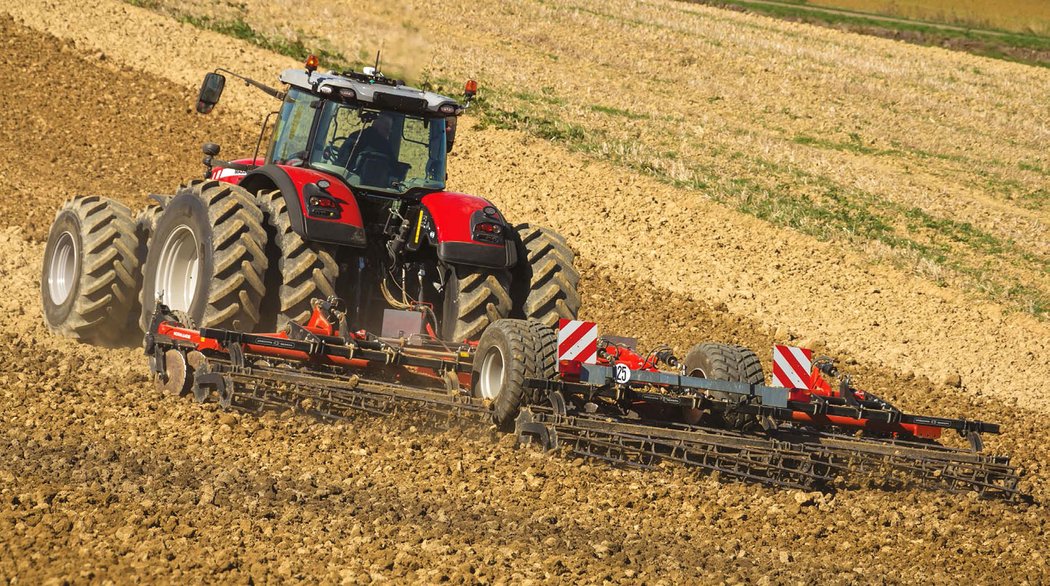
[{"x1": 0, "y1": 6, "x2": 1048, "y2": 585}]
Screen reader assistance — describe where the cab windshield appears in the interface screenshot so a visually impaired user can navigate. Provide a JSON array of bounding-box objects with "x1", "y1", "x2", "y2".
[{"x1": 268, "y1": 88, "x2": 448, "y2": 193}]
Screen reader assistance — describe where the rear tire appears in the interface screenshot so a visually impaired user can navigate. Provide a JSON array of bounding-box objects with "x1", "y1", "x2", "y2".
[
  {"x1": 127, "y1": 203, "x2": 165, "y2": 335},
  {"x1": 441, "y1": 266, "x2": 511, "y2": 342},
  {"x1": 139, "y1": 180, "x2": 268, "y2": 332},
  {"x1": 134, "y1": 203, "x2": 164, "y2": 249},
  {"x1": 41, "y1": 196, "x2": 139, "y2": 345},
  {"x1": 511, "y1": 224, "x2": 581, "y2": 327},
  {"x1": 256, "y1": 189, "x2": 338, "y2": 331},
  {"x1": 472, "y1": 319, "x2": 547, "y2": 429}
]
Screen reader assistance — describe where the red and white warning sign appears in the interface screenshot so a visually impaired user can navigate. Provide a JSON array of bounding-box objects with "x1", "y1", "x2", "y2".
[
  {"x1": 558, "y1": 319, "x2": 598, "y2": 364},
  {"x1": 771, "y1": 345, "x2": 814, "y2": 390}
]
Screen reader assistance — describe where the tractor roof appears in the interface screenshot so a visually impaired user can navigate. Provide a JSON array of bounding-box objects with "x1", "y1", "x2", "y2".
[{"x1": 279, "y1": 68, "x2": 463, "y2": 117}]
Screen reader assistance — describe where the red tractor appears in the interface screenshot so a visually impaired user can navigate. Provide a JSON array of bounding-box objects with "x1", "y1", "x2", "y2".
[{"x1": 40, "y1": 57, "x2": 579, "y2": 344}]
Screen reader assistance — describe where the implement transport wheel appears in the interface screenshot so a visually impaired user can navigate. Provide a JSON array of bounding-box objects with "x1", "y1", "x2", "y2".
[
  {"x1": 682, "y1": 343, "x2": 765, "y2": 429},
  {"x1": 256, "y1": 189, "x2": 338, "y2": 331},
  {"x1": 441, "y1": 265, "x2": 512, "y2": 342},
  {"x1": 472, "y1": 319, "x2": 550, "y2": 430},
  {"x1": 139, "y1": 180, "x2": 268, "y2": 332},
  {"x1": 510, "y1": 224, "x2": 581, "y2": 327},
  {"x1": 528, "y1": 321, "x2": 559, "y2": 380},
  {"x1": 41, "y1": 196, "x2": 140, "y2": 345}
]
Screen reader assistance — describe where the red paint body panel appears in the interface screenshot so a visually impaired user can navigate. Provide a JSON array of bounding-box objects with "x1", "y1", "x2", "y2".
[
  {"x1": 277, "y1": 165, "x2": 365, "y2": 229},
  {"x1": 421, "y1": 191, "x2": 502, "y2": 245},
  {"x1": 211, "y1": 158, "x2": 264, "y2": 185},
  {"x1": 211, "y1": 162, "x2": 365, "y2": 230}
]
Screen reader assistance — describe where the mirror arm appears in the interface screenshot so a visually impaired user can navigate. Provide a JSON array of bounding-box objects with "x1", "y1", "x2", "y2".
[{"x1": 215, "y1": 68, "x2": 286, "y2": 100}]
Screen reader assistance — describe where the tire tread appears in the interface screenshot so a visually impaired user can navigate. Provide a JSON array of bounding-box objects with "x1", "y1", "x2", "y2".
[
  {"x1": 447, "y1": 269, "x2": 512, "y2": 342},
  {"x1": 256, "y1": 189, "x2": 339, "y2": 330},
  {"x1": 511, "y1": 224, "x2": 581, "y2": 327},
  {"x1": 43, "y1": 196, "x2": 139, "y2": 344},
  {"x1": 139, "y1": 180, "x2": 268, "y2": 331}
]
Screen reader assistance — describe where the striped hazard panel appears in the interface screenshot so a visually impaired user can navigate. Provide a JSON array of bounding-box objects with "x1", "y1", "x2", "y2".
[
  {"x1": 771, "y1": 344, "x2": 814, "y2": 390},
  {"x1": 557, "y1": 319, "x2": 598, "y2": 364}
]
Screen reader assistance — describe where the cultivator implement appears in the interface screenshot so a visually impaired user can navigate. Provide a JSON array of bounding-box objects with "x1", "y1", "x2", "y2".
[
  {"x1": 518, "y1": 408, "x2": 1018, "y2": 497},
  {"x1": 144, "y1": 299, "x2": 1025, "y2": 501}
]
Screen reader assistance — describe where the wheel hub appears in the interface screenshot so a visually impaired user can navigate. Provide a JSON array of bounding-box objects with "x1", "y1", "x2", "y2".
[
  {"x1": 47, "y1": 231, "x2": 78, "y2": 305},
  {"x1": 478, "y1": 345, "x2": 505, "y2": 401},
  {"x1": 155, "y1": 225, "x2": 200, "y2": 313},
  {"x1": 683, "y1": 366, "x2": 708, "y2": 425}
]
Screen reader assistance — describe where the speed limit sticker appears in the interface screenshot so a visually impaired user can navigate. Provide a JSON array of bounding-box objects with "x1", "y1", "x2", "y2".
[{"x1": 614, "y1": 363, "x2": 631, "y2": 384}]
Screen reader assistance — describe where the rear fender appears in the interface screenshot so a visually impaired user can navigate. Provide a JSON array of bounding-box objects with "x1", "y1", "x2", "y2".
[
  {"x1": 238, "y1": 164, "x2": 366, "y2": 247},
  {"x1": 419, "y1": 192, "x2": 516, "y2": 269}
]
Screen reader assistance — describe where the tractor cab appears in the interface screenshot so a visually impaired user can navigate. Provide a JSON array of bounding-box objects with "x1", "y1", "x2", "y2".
[
  {"x1": 196, "y1": 59, "x2": 471, "y2": 197},
  {"x1": 176, "y1": 58, "x2": 580, "y2": 343},
  {"x1": 267, "y1": 85, "x2": 450, "y2": 195},
  {"x1": 273, "y1": 66, "x2": 469, "y2": 196}
]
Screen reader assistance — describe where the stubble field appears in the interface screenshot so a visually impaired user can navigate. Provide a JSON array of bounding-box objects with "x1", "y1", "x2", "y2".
[{"x1": 795, "y1": 0, "x2": 1050, "y2": 36}]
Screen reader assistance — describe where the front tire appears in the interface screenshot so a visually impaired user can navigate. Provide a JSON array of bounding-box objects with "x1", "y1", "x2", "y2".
[
  {"x1": 256, "y1": 189, "x2": 338, "y2": 331},
  {"x1": 511, "y1": 224, "x2": 581, "y2": 327},
  {"x1": 41, "y1": 196, "x2": 139, "y2": 345},
  {"x1": 441, "y1": 266, "x2": 511, "y2": 342},
  {"x1": 139, "y1": 180, "x2": 268, "y2": 332}
]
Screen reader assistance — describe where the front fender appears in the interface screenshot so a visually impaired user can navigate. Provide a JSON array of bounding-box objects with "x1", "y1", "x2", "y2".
[
  {"x1": 239, "y1": 165, "x2": 366, "y2": 247},
  {"x1": 420, "y1": 192, "x2": 516, "y2": 269},
  {"x1": 210, "y1": 158, "x2": 264, "y2": 184}
]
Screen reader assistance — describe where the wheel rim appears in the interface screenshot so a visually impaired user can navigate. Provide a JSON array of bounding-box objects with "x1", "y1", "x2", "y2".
[
  {"x1": 47, "y1": 231, "x2": 78, "y2": 305},
  {"x1": 155, "y1": 225, "x2": 200, "y2": 313},
  {"x1": 683, "y1": 366, "x2": 707, "y2": 425},
  {"x1": 478, "y1": 345, "x2": 505, "y2": 400}
]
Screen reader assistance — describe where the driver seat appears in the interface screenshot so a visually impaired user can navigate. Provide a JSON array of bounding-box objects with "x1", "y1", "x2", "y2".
[{"x1": 355, "y1": 151, "x2": 391, "y2": 187}]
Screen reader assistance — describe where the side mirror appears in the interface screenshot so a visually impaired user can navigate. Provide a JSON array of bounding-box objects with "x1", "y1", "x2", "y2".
[
  {"x1": 196, "y1": 73, "x2": 226, "y2": 114},
  {"x1": 201, "y1": 142, "x2": 221, "y2": 178}
]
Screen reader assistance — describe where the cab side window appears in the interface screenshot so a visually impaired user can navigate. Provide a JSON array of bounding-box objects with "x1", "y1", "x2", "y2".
[{"x1": 268, "y1": 88, "x2": 319, "y2": 164}]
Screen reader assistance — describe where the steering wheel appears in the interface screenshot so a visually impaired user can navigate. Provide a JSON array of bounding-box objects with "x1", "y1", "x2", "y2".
[
  {"x1": 323, "y1": 137, "x2": 348, "y2": 164},
  {"x1": 282, "y1": 150, "x2": 308, "y2": 166}
]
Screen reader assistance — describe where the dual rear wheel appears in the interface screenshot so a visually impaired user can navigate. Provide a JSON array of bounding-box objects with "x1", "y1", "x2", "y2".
[
  {"x1": 41, "y1": 196, "x2": 139, "y2": 345},
  {"x1": 440, "y1": 223, "x2": 581, "y2": 342},
  {"x1": 42, "y1": 182, "x2": 272, "y2": 342},
  {"x1": 42, "y1": 193, "x2": 581, "y2": 345}
]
